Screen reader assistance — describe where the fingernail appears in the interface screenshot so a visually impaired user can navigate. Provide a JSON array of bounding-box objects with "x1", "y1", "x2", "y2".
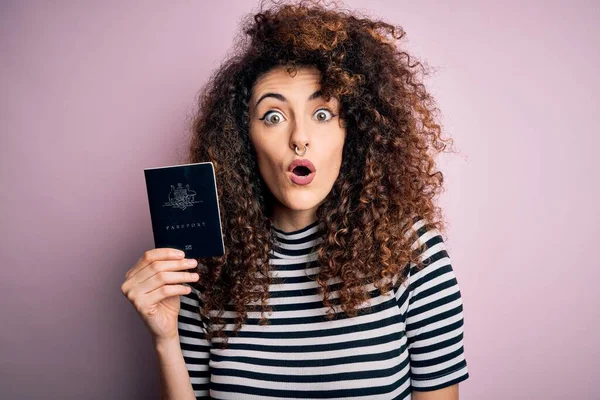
[{"x1": 185, "y1": 259, "x2": 197, "y2": 266}]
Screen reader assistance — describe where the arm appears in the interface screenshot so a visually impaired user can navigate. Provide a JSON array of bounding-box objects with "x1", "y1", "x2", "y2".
[
  {"x1": 412, "y1": 384, "x2": 458, "y2": 400},
  {"x1": 155, "y1": 336, "x2": 197, "y2": 400}
]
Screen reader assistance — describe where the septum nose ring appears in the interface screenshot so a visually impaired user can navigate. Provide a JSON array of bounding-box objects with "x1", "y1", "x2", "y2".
[{"x1": 294, "y1": 144, "x2": 308, "y2": 156}]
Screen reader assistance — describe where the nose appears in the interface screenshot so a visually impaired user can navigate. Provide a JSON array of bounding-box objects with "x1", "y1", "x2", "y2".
[{"x1": 289, "y1": 117, "x2": 310, "y2": 155}]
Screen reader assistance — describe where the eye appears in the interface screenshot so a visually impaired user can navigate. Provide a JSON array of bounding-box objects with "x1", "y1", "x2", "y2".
[
  {"x1": 314, "y1": 108, "x2": 336, "y2": 122},
  {"x1": 259, "y1": 110, "x2": 286, "y2": 125}
]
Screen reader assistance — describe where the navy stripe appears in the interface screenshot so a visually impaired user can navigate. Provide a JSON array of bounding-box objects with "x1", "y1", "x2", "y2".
[
  {"x1": 221, "y1": 330, "x2": 406, "y2": 353},
  {"x1": 211, "y1": 358, "x2": 409, "y2": 382}
]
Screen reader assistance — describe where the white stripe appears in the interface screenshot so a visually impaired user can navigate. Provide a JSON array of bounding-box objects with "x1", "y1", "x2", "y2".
[
  {"x1": 182, "y1": 349, "x2": 210, "y2": 359},
  {"x1": 178, "y1": 320, "x2": 206, "y2": 334},
  {"x1": 211, "y1": 290, "x2": 393, "y2": 320},
  {"x1": 411, "y1": 228, "x2": 440, "y2": 251},
  {"x1": 180, "y1": 293, "x2": 199, "y2": 307},
  {"x1": 179, "y1": 335, "x2": 210, "y2": 346},
  {"x1": 408, "y1": 319, "x2": 464, "y2": 348},
  {"x1": 179, "y1": 308, "x2": 202, "y2": 322},
  {"x1": 210, "y1": 317, "x2": 404, "y2": 346},
  {"x1": 272, "y1": 223, "x2": 322, "y2": 240},
  {"x1": 210, "y1": 358, "x2": 408, "y2": 391},
  {"x1": 267, "y1": 266, "x2": 321, "y2": 277},
  {"x1": 410, "y1": 338, "x2": 465, "y2": 361},
  {"x1": 408, "y1": 253, "x2": 451, "y2": 286},
  {"x1": 210, "y1": 375, "x2": 412, "y2": 400},
  {"x1": 409, "y1": 279, "x2": 459, "y2": 310},
  {"x1": 405, "y1": 297, "x2": 463, "y2": 326},
  {"x1": 273, "y1": 236, "x2": 324, "y2": 250},
  {"x1": 266, "y1": 276, "x2": 343, "y2": 291},
  {"x1": 187, "y1": 364, "x2": 209, "y2": 372},
  {"x1": 269, "y1": 251, "x2": 320, "y2": 263}
]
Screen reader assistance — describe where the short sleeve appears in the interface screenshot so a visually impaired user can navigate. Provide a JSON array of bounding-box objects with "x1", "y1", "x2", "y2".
[
  {"x1": 401, "y1": 218, "x2": 470, "y2": 391},
  {"x1": 178, "y1": 284, "x2": 212, "y2": 399}
]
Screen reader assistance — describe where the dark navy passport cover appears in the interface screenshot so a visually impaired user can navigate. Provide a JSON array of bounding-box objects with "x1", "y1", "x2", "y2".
[{"x1": 143, "y1": 161, "x2": 225, "y2": 258}]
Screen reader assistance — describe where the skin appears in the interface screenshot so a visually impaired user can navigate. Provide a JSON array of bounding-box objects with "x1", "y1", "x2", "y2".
[
  {"x1": 413, "y1": 385, "x2": 459, "y2": 400},
  {"x1": 248, "y1": 65, "x2": 346, "y2": 233}
]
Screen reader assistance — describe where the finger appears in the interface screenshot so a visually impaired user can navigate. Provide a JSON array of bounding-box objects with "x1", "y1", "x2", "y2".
[
  {"x1": 121, "y1": 258, "x2": 197, "y2": 296},
  {"x1": 138, "y1": 270, "x2": 200, "y2": 295},
  {"x1": 125, "y1": 248, "x2": 185, "y2": 280},
  {"x1": 140, "y1": 283, "x2": 193, "y2": 309},
  {"x1": 134, "y1": 258, "x2": 198, "y2": 285}
]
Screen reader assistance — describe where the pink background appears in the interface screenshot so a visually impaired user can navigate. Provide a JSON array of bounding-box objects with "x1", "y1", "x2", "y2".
[{"x1": 1, "y1": 1, "x2": 598, "y2": 398}]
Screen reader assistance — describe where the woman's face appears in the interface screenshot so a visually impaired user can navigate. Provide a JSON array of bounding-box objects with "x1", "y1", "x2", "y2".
[{"x1": 248, "y1": 65, "x2": 346, "y2": 219}]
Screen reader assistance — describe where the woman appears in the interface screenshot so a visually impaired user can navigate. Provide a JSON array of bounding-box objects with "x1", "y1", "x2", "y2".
[{"x1": 121, "y1": 0, "x2": 470, "y2": 398}]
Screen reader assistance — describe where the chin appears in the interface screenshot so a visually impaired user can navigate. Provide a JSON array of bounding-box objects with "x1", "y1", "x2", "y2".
[{"x1": 278, "y1": 190, "x2": 325, "y2": 211}]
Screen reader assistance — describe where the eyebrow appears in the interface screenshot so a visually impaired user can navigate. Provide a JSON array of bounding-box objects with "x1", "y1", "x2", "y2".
[{"x1": 254, "y1": 89, "x2": 323, "y2": 108}]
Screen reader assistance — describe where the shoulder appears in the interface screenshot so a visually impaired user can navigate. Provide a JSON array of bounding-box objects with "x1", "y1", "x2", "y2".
[
  {"x1": 394, "y1": 216, "x2": 462, "y2": 313},
  {"x1": 403, "y1": 216, "x2": 453, "y2": 287}
]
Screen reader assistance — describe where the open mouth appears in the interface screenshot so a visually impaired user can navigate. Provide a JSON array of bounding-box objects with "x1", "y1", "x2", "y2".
[
  {"x1": 292, "y1": 166, "x2": 312, "y2": 177},
  {"x1": 287, "y1": 158, "x2": 316, "y2": 185}
]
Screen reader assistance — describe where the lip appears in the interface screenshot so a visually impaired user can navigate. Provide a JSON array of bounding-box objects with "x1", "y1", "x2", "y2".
[
  {"x1": 287, "y1": 158, "x2": 316, "y2": 186},
  {"x1": 288, "y1": 159, "x2": 316, "y2": 173}
]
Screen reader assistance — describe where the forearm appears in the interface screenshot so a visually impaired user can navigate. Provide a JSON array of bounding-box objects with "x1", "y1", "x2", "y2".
[{"x1": 154, "y1": 336, "x2": 196, "y2": 400}]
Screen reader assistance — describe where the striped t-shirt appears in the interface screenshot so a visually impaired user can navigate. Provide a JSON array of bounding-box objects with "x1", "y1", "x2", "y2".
[{"x1": 178, "y1": 217, "x2": 469, "y2": 399}]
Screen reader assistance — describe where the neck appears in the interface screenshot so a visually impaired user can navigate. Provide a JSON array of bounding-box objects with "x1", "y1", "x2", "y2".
[{"x1": 270, "y1": 202, "x2": 318, "y2": 233}]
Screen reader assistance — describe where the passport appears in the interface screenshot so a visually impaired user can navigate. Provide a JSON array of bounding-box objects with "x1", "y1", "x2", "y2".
[{"x1": 143, "y1": 161, "x2": 225, "y2": 259}]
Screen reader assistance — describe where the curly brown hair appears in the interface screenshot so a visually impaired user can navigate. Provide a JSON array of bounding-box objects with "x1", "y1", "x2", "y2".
[{"x1": 186, "y1": 0, "x2": 456, "y2": 349}]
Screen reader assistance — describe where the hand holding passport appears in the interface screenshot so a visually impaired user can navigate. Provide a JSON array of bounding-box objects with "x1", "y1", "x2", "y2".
[{"x1": 144, "y1": 162, "x2": 225, "y2": 259}]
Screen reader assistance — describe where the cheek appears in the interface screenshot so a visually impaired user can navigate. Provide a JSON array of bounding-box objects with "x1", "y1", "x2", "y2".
[
  {"x1": 256, "y1": 146, "x2": 281, "y2": 170},
  {"x1": 258, "y1": 158, "x2": 275, "y2": 183},
  {"x1": 329, "y1": 134, "x2": 346, "y2": 166},
  {"x1": 317, "y1": 143, "x2": 344, "y2": 186},
  {"x1": 252, "y1": 144, "x2": 283, "y2": 185}
]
